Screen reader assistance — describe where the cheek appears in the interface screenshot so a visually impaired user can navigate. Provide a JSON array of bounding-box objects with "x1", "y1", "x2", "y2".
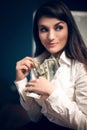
[
  {"x1": 64, "y1": 33, "x2": 68, "y2": 44},
  {"x1": 64, "y1": 28, "x2": 68, "y2": 41},
  {"x1": 59, "y1": 25, "x2": 68, "y2": 43},
  {"x1": 39, "y1": 34, "x2": 46, "y2": 45},
  {"x1": 60, "y1": 31, "x2": 68, "y2": 44}
]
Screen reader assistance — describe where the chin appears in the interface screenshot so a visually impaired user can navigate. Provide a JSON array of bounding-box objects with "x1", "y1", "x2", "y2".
[
  {"x1": 48, "y1": 50, "x2": 59, "y2": 54},
  {"x1": 49, "y1": 50, "x2": 63, "y2": 57}
]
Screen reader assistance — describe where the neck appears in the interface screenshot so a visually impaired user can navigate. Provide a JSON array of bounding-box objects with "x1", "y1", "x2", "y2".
[{"x1": 52, "y1": 50, "x2": 63, "y2": 58}]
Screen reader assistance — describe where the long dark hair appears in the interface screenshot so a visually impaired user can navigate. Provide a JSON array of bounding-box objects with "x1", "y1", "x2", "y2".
[{"x1": 33, "y1": 0, "x2": 87, "y2": 66}]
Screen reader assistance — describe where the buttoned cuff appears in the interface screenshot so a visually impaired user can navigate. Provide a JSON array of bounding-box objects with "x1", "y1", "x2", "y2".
[{"x1": 14, "y1": 78, "x2": 28, "y2": 100}]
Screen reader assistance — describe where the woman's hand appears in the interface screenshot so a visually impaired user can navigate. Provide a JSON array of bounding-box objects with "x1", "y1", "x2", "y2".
[
  {"x1": 25, "y1": 77, "x2": 56, "y2": 96},
  {"x1": 16, "y1": 57, "x2": 35, "y2": 81}
]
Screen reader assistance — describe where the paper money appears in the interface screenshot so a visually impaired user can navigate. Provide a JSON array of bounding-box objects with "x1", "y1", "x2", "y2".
[
  {"x1": 32, "y1": 55, "x2": 60, "y2": 81},
  {"x1": 26, "y1": 55, "x2": 60, "y2": 99}
]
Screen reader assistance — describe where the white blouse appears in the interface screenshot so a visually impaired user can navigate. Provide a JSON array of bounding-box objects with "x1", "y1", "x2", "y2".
[{"x1": 14, "y1": 51, "x2": 87, "y2": 130}]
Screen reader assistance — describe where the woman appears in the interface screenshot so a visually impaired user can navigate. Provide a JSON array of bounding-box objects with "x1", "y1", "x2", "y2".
[{"x1": 14, "y1": 0, "x2": 87, "y2": 129}]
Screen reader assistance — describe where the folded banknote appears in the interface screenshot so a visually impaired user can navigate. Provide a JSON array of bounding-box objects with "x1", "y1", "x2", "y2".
[{"x1": 26, "y1": 55, "x2": 60, "y2": 99}]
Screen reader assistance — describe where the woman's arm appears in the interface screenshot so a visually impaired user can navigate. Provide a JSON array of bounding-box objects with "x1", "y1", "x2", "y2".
[
  {"x1": 14, "y1": 56, "x2": 42, "y2": 121},
  {"x1": 14, "y1": 78, "x2": 42, "y2": 122},
  {"x1": 46, "y1": 63, "x2": 87, "y2": 130}
]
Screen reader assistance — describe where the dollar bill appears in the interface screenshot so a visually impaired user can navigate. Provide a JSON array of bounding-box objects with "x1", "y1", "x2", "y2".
[
  {"x1": 26, "y1": 55, "x2": 60, "y2": 99},
  {"x1": 32, "y1": 55, "x2": 60, "y2": 81}
]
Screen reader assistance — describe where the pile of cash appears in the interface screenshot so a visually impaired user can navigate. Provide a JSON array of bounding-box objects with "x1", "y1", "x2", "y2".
[
  {"x1": 32, "y1": 55, "x2": 60, "y2": 81},
  {"x1": 26, "y1": 55, "x2": 60, "y2": 99}
]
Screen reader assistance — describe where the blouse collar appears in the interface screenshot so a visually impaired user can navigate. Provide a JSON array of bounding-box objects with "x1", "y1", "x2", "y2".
[
  {"x1": 59, "y1": 51, "x2": 71, "y2": 66},
  {"x1": 34, "y1": 51, "x2": 71, "y2": 66}
]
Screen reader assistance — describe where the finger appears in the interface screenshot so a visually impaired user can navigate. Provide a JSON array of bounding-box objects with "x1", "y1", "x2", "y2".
[
  {"x1": 25, "y1": 86, "x2": 34, "y2": 92},
  {"x1": 23, "y1": 57, "x2": 36, "y2": 68},
  {"x1": 20, "y1": 60, "x2": 34, "y2": 68},
  {"x1": 26, "y1": 81, "x2": 36, "y2": 87},
  {"x1": 26, "y1": 83, "x2": 35, "y2": 87},
  {"x1": 17, "y1": 57, "x2": 35, "y2": 68},
  {"x1": 22, "y1": 57, "x2": 33, "y2": 62},
  {"x1": 29, "y1": 79, "x2": 37, "y2": 83}
]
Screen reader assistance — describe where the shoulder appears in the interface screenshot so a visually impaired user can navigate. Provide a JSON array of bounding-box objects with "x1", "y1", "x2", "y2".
[
  {"x1": 74, "y1": 60, "x2": 86, "y2": 71},
  {"x1": 73, "y1": 60, "x2": 87, "y2": 80}
]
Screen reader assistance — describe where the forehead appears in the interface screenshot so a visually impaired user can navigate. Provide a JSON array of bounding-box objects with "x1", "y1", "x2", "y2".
[{"x1": 38, "y1": 16, "x2": 65, "y2": 26}]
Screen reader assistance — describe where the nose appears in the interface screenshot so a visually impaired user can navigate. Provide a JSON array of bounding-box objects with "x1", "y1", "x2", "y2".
[{"x1": 47, "y1": 30, "x2": 55, "y2": 40}]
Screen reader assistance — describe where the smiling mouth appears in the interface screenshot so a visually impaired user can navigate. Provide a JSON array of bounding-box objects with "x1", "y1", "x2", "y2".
[{"x1": 48, "y1": 43, "x2": 56, "y2": 47}]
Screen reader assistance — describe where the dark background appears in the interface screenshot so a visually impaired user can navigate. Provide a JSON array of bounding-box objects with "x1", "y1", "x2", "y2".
[{"x1": 0, "y1": 0, "x2": 87, "y2": 129}]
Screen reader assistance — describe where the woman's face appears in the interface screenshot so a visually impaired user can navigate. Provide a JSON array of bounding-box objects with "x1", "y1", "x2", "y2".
[{"x1": 38, "y1": 17, "x2": 68, "y2": 57}]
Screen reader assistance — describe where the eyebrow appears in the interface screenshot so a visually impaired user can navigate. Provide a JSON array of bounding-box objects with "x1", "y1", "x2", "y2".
[
  {"x1": 39, "y1": 21, "x2": 65, "y2": 27},
  {"x1": 54, "y1": 21, "x2": 65, "y2": 26}
]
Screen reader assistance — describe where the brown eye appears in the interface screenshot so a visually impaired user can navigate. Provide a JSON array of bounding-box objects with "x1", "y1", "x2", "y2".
[
  {"x1": 39, "y1": 27, "x2": 48, "y2": 32},
  {"x1": 56, "y1": 25, "x2": 63, "y2": 31}
]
